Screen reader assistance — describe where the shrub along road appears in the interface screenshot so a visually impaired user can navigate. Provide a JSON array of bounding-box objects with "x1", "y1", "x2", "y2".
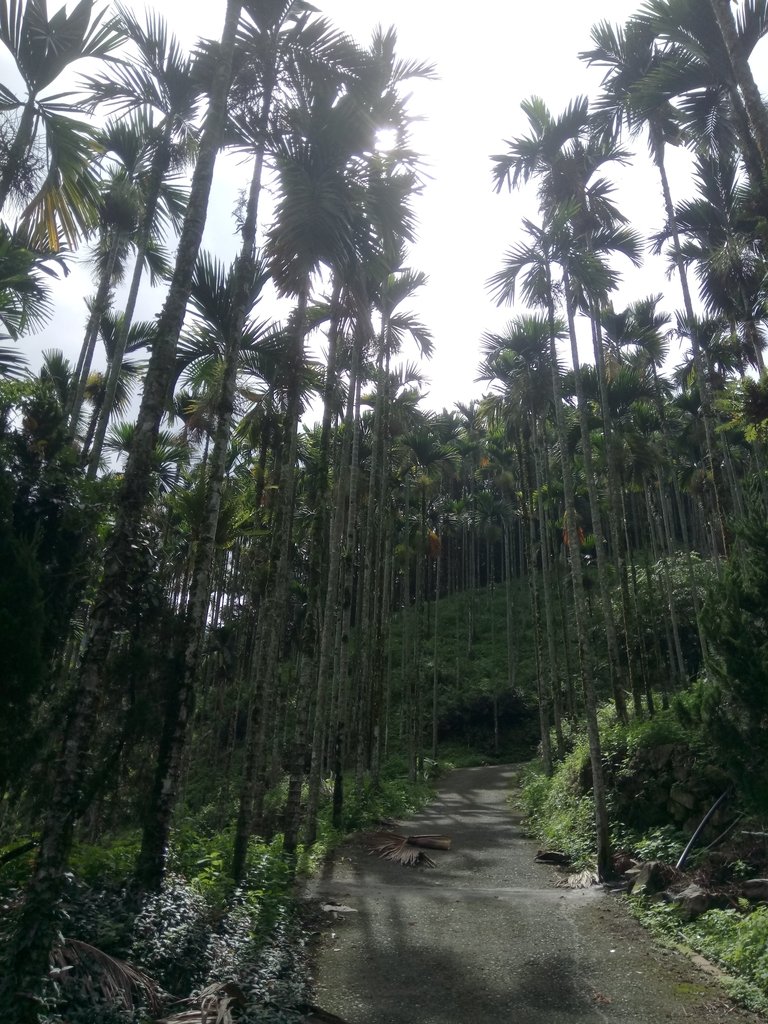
[{"x1": 309, "y1": 765, "x2": 763, "y2": 1024}]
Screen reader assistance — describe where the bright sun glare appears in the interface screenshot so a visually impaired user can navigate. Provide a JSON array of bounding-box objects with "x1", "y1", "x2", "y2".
[{"x1": 375, "y1": 127, "x2": 399, "y2": 153}]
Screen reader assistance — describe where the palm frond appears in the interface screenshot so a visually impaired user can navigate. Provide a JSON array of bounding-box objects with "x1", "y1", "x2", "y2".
[
  {"x1": 52, "y1": 937, "x2": 162, "y2": 1015},
  {"x1": 365, "y1": 831, "x2": 451, "y2": 867}
]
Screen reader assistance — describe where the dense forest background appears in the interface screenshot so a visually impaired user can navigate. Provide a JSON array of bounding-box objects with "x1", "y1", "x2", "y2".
[{"x1": 2, "y1": 0, "x2": 768, "y2": 1021}]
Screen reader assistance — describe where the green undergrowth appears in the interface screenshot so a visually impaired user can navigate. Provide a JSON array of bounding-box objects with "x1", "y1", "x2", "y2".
[
  {"x1": 518, "y1": 702, "x2": 768, "y2": 1015},
  {"x1": 518, "y1": 701, "x2": 709, "y2": 866},
  {"x1": 0, "y1": 765, "x2": 436, "y2": 1023},
  {"x1": 630, "y1": 899, "x2": 768, "y2": 1016},
  {"x1": 296, "y1": 767, "x2": 436, "y2": 874}
]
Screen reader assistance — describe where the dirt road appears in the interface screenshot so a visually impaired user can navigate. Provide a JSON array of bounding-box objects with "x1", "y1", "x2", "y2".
[{"x1": 310, "y1": 764, "x2": 763, "y2": 1024}]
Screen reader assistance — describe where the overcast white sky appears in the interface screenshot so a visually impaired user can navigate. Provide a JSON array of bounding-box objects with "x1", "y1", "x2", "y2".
[{"x1": 8, "y1": 1, "x2": 767, "y2": 414}]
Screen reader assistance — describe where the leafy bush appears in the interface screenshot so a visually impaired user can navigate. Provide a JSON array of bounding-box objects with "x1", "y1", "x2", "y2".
[
  {"x1": 689, "y1": 906, "x2": 768, "y2": 992},
  {"x1": 61, "y1": 879, "x2": 135, "y2": 958},
  {"x1": 69, "y1": 834, "x2": 141, "y2": 887},
  {"x1": 519, "y1": 747, "x2": 597, "y2": 865},
  {"x1": 633, "y1": 825, "x2": 687, "y2": 863},
  {"x1": 520, "y1": 707, "x2": 707, "y2": 865},
  {"x1": 337, "y1": 773, "x2": 433, "y2": 834},
  {"x1": 130, "y1": 876, "x2": 212, "y2": 994},
  {"x1": 631, "y1": 899, "x2": 768, "y2": 1014}
]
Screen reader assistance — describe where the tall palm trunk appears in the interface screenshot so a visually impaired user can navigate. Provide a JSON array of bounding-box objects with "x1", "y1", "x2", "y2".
[
  {"x1": 353, "y1": 314, "x2": 388, "y2": 771},
  {"x1": 524, "y1": 444, "x2": 552, "y2": 776},
  {"x1": 709, "y1": 0, "x2": 768, "y2": 164},
  {"x1": 431, "y1": 533, "x2": 442, "y2": 758},
  {"x1": 232, "y1": 288, "x2": 308, "y2": 878},
  {"x1": 136, "y1": 143, "x2": 265, "y2": 891},
  {"x1": 563, "y1": 272, "x2": 628, "y2": 723},
  {"x1": 3, "y1": 5, "x2": 242, "y2": 1000},
  {"x1": 588, "y1": 304, "x2": 642, "y2": 715},
  {"x1": 88, "y1": 125, "x2": 174, "y2": 473},
  {"x1": 339, "y1": 371, "x2": 365, "y2": 790},
  {"x1": 652, "y1": 131, "x2": 727, "y2": 551},
  {"x1": 369, "y1": 366, "x2": 396, "y2": 784},
  {"x1": 545, "y1": 265, "x2": 612, "y2": 879},
  {"x1": 304, "y1": 292, "x2": 361, "y2": 844},
  {"x1": 531, "y1": 416, "x2": 564, "y2": 758},
  {"x1": 70, "y1": 237, "x2": 121, "y2": 434},
  {"x1": 402, "y1": 473, "x2": 416, "y2": 782}
]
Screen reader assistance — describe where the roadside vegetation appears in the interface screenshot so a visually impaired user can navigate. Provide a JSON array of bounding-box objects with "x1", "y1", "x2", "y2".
[{"x1": 519, "y1": 501, "x2": 768, "y2": 1006}]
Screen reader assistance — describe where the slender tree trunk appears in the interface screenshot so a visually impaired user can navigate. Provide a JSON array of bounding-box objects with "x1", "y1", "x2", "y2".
[
  {"x1": 3, "y1": 11, "x2": 243, "y2": 994},
  {"x1": 231, "y1": 286, "x2": 308, "y2": 880},
  {"x1": 304, "y1": 298, "x2": 361, "y2": 843},
  {"x1": 563, "y1": 273, "x2": 628, "y2": 724},
  {"x1": 654, "y1": 136, "x2": 727, "y2": 552},
  {"x1": 135, "y1": 147, "x2": 265, "y2": 890},
  {"x1": 70, "y1": 238, "x2": 121, "y2": 434},
  {"x1": 546, "y1": 264, "x2": 611, "y2": 879},
  {"x1": 531, "y1": 420, "x2": 564, "y2": 759},
  {"x1": 588, "y1": 305, "x2": 641, "y2": 716},
  {"x1": 431, "y1": 539, "x2": 442, "y2": 758},
  {"x1": 709, "y1": 0, "x2": 768, "y2": 164},
  {"x1": 88, "y1": 127, "x2": 174, "y2": 474}
]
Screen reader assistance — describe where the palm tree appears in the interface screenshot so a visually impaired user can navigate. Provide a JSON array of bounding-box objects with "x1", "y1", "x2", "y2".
[
  {"x1": 230, "y1": 19, "x2": 377, "y2": 874},
  {"x1": 69, "y1": 122, "x2": 151, "y2": 433},
  {"x1": 708, "y1": 0, "x2": 768, "y2": 162},
  {"x1": 4, "y1": 1, "x2": 244, "y2": 1000},
  {"x1": 478, "y1": 313, "x2": 566, "y2": 765},
  {"x1": 0, "y1": 222, "x2": 62, "y2": 341},
  {"x1": 135, "y1": 250, "x2": 270, "y2": 891},
  {"x1": 636, "y1": 0, "x2": 768, "y2": 184},
  {"x1": 264, "y1": 27, "x2": 432, "y2": 855},
  {"x1": 489, "y1": 206, "x2": 613, "y2": 879},
  {"x1": 345, "y1": 265, "x2": 433, "y2": 799},
  {"x1": 581, "y1": 16, "x2": 698, "y2": 317},
  {"x1": 82, "y1": 3, "x2": 206, "y2": 474},
  {"x1": 103, "y1": 420, "x2": 190, "y2": 492},
  {"x1": 79, "y1": 311, "x2": 153, "y2": 462},
  {"x1": 0, "y1": 0, "x2": 123, "y2": 247},
  {"x1": 396, "y1": 419, "x2": 458, "y2": 777},
  {"x1": 493, "y1": 96, "x2": 640, "y2": 721},
  {"x1": 582, "y1": 13, "x2": 731, "y2": 550},
  {"x1": 186, "y1": 12, "x2": 368, "y2": 854},
  {"x1": 657, "y1": 149, "x2": 766, "y2": 374}
]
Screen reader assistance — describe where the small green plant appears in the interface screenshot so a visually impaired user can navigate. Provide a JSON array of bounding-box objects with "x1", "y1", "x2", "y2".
[
  {"x1": 634, "y1": 825, "x2": 686, "y2": 863},
  {"x1": 729, "y1": 859, "x2": 752, "y2": 881},
  {"x1": 519, "y1": 751, "x2": 597, "y2": 867},
  {"x1": 629, "y1": 898, "x2": 768, "y2": 1015},
  {"x1": 69, "y1": 834, "x2": 141, "y2": 887}
]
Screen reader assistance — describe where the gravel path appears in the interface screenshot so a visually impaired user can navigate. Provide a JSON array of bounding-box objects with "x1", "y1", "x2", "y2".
[{"x1": 309, "y1": 764, "x2": 764, "y2": 1024}]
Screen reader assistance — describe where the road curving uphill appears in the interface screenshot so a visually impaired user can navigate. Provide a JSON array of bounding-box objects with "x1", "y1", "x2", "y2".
[{"x1": 309, "y1": 764, "x2": 764, "y2": 1024}]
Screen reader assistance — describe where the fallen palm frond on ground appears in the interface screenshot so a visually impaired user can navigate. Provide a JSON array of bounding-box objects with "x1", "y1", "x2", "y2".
[
  {"x1": 153, "y1": 981, "x2": 245, "y2": 1023},
  {"x1": 52, "y1": 937, "x2": 163, "y2": 1015},
  {"x1": 555, "y1": 868, "x2": 599, "y2": 889},
  {"x1": 365, "y1": 832, "x2": 452, "y2": 867}
]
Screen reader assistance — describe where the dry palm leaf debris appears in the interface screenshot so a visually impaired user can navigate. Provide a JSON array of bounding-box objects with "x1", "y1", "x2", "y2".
[
  {"x1": 51, "y1": 937, "x2": 162, "y2": 1016},
  {"x1": 555, "y1": 868, "x2": 599, "y2": 889},
  {"x1": 153, "y1": 981, "x2": 245, "y2": 1024},
  {"x1": 365, "y1": 831, "x2": 452, "y2": 867}
]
